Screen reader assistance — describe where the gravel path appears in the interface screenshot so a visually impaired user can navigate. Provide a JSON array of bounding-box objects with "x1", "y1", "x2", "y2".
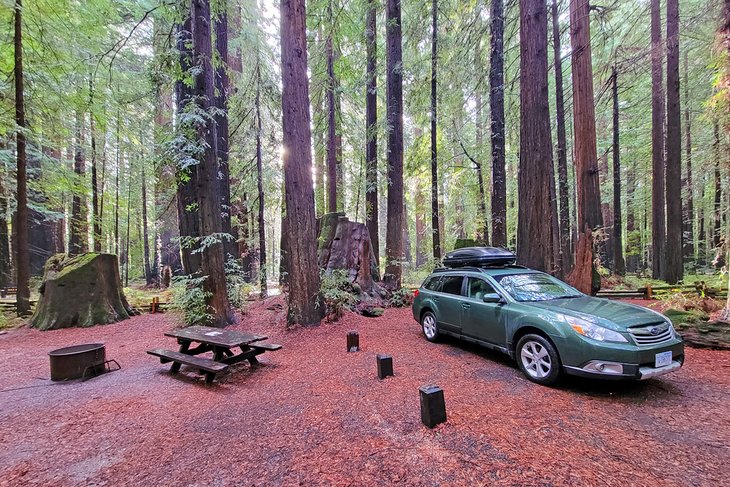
[{"x1": 1, "y1": 298, "x2": 728, "y2": 486}]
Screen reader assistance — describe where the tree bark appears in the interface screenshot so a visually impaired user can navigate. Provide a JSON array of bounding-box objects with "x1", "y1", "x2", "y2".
[
  {"x1": 115, "y1": 112, "x2": 121, "y2": 257},
  {"x1": 14, "y1": 0, "x2": 30, "y2": 315},
  {"x1": 664, "y1": 0, "x2": 682, "y2": 284},
  {"x1": 384, "y1": 0, "x2": 404, "y2": 289},
  {"x1": 255, "y1": 44, "x2": 268, "y2": 298},
  {"x1": 517, "y1": 0, "x2": 559, "y2": 273},
  {"x1": 89, "y1": 83, "x2": 101, "y2": 253},
  {"x1": 552, "y1": 0, "x2": 571, "y2": 270},
  {"x1": 431, "y1": 0, "x2": 442, "y2": 260},
  {"x1": 191, "y1": 0, "x2": 233, "y2": 326},
  {"x1": 326, "y1": 1, "x2": 340, "y2": 214},
  {"x1": 279, "y1": 0, "x2": 324, "y2": 325},
  {"x1": 612, "y1": 67, "x2": 626, "y2": 276},
  {"x1": 365, "y1": 1, "x2": 379, "y2": 268},
  {"x1": 713, "y1": 122, "x2": 722, "y2": 249},
  {"x1": 490, "y1": 0, "x2": 507, "y2": 249},
  {"x1": 70, "y1": 112, "x2": 88, "y2": 256},
  {"x1": 651, "y1": 0, "x2": 666, "y2": 280}
]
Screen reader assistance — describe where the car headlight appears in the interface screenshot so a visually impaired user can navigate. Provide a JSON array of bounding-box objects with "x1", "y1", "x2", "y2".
[{"x1": 565, "y1": 316, "x2": 628, "y2": 343}]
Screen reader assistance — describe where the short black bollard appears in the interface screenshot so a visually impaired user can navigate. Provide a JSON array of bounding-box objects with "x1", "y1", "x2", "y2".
[
  {"x1": 376, "y1": 354, "x2": 393, "y2": 379},
  {"x1": 419, "y1": 385, "x2": 446, "y2": 428},
  {"x1": 347, "y1": 331, "x2": 359, "y2": 352}
]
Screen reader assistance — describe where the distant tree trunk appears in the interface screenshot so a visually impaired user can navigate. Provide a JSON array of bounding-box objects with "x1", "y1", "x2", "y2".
[
  {"x1": 255, "y1": 47, "x2": 268, "y2": 298},
  {"x1": 141, "y1": 166, "x2": 153, "y2": 285},
  {"x1": 612, "y1": 67, "x2": 626, "y2": 276},
  {"x1": 326, "y1": 1, "x2": 339, "y2": 213},
  {"x1": 664, "y1": 0, "x2": 682, "y2": 284},
  {"x1": 365, "y1": 1, "x2": 379, "y2": 268},
  {"x1": 517, "y1": 0, "x2": 559, "y2": 273},
  {"x1": 176, "y1": 18, "x2": 202, "y2": 275},
  {"x1": 415, "y1": 182, "x2": 427, "y2": 266},
  {"x1": 473, "y1": 45, "x2": 489, "y2": 246},
  {"x1": 713, "y1": 122, "x2": 722, "y2": 249},
  {"x1": 430, "y1": 0, "x2": 442, "y2": 260},
  {"x1": 384, "y1": 0, "x2": 404, "y2": 289},
  {"x1": 214, "y1": 6, "x2": 237, "y2": 260},
  {"x1": 115, "y1": 112, "x2": 121, "y2": 257},
  {"x1": 279, "y1": 0, "x2": 324, "y2": 325},
  {"x1": 651, "y1": 0, "x2": 666, "y2": 280},
  {"x1": 683, "y1": 51, "x2": 694, "y2": 262},
  {"x1": 0, "y1": 172, "x2": 10, "y2": 288},
  {"x1": 490, "y1": 0, "x2": 507, "y2": 249},
  {"x1": 89, "y1": 84, "x2": 101, "y2": 253},
  {"x1": 552, "y1": 0, "x2": 571, "y2": 271},
  {"x1": 698, "y1": 176, "x2": 706, "y2": 266},
  {"x1": 191, "y1": 0, "x2": 233, "y2": 326},
  {"x1": 14, "y1": 0, "x2": 30, "y2": 315},
  {"x1": 70, "y1": 112, "x2": 88, "y2": 255},
  {"x1": 720, "y1": 0, "x2": 730, "y2": 320},
  {"x1": 125, "y1": 160, "x2": 132, "y2": 287}
]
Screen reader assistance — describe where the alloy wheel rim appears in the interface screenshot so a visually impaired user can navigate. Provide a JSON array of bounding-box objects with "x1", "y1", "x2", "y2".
[
  {"x1": 423, "y1": 315, "x2": 436, "y2": 339},
  {"x1": 520, "y1": 340, "x2": 551, "y2": 379}
]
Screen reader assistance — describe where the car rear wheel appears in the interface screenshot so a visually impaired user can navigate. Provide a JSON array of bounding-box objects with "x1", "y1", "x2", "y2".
[
  {"x1": 421, "y1": 311, "x2": 439, "y2": 342},
  {"x1": 516, "y1": 334, "x2": 561, "y2": 386}
]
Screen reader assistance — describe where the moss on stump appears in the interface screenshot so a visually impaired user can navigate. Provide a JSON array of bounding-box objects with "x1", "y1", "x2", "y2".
[{"x1": 30, "y1": 253, "x2": 136, "y2": 331}]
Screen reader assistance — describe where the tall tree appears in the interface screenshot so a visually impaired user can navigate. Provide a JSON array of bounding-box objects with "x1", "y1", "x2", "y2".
[
  {"x1": 650, "y1": 0, "x2": 666, "y2": 280},
  {"x1": 14, "y1": 0, "x2": 30, "y2": 315},
  {"x1": 683, "y1": 51, "x2": 694, "y2": 261},
  {"x1": 552, "y1": 0, "x2": 571, "y2": 270},
  {"x1": 279, "y1": 0, "x2": 324, "y2": 324},
  {"x1": 384, "y1": 0, "x2": 404, "y2": 287},
  {"x1": 517, "y1": 0, "x2": 559, "y2": 273},
  {"x1": 325, "y1": 0, "x2": 341, "y2": 213},
  {"x1": 69, "y1": 112, "x2": 88, "y2": 255},
  {"x1": 365, "y1": 0, "x2": 379, "y2": 266},
  {"x1": 490, "y1": 0, "x2": 506, "y2": 249},
  {"x1": 430, "y1": 0, "x2": 441, "y2": 259},
  {"x1": 89, "y1": 83, "x2": 102, "y2": 252},
  {"x1": 255, "y1": 33, "x2": 267, "y2": 298},
  {"x1": 141, "y1": 166, "x2": 153, "y2": 285},
  {"x1": 713, "y1": 121, "x2": 722, "y2": 249},
  {"x1": 191, "y1": 0, "x2": 233, "y2": 326},
  {"x1": 664, "y1": 0, "x2": 682, "y2": 284},
  {"x1": 214, "y1": 2, "x2": 236, "y2": 260},
  {"x1": 612, "y1": 67, "x2": 626, "y2": 276}
]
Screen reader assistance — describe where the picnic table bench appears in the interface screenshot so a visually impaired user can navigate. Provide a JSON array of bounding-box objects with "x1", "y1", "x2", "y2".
[{"x1": 147, "y1": 325, "x2": 282, "y2": 384}]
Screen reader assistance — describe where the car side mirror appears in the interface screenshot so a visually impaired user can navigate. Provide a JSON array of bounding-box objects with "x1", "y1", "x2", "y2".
[{"x1": 482, "y1": 293, "x2": 502, "y2": 304}]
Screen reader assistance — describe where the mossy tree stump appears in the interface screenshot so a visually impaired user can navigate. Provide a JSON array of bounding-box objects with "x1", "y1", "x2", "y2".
[{"x1": 30, "y1": 253, "x2": 136, "y2": 331}]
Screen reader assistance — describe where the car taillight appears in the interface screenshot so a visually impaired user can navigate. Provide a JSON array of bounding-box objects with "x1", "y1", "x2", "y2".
[{"x1": 414, "y1": 289, "x2": 419, "y2": 297}]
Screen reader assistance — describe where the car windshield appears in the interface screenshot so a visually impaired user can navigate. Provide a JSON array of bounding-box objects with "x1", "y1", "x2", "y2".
[{"x1": 494, "y1": 273, "x2": 582, "y2": 302}]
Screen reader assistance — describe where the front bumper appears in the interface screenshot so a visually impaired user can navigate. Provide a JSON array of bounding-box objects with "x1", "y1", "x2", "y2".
[{"x1": 564, "y1": 356, "x2": 684, "y2": 380}]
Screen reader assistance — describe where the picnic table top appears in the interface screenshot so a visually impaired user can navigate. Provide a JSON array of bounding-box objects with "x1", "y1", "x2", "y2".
[{"x1": 165, "y1": 325, "x2": 267, "y2": 348}]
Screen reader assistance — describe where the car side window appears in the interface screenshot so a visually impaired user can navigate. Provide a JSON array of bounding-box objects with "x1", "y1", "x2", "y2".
[
  {"x1": 440, "y1": 276, "x2": 464, "y2": 296},
  {"x1": 467, "y1": 278, "x2": 497, "y2": 301},
  {"x1": 424, "y1": 276, "x2": 442, "y2": 291}
]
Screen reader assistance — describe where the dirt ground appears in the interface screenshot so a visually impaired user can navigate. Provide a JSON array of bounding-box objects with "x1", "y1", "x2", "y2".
[{"x1": 1, "y1": 298, "x2": 729, "y2": 487}]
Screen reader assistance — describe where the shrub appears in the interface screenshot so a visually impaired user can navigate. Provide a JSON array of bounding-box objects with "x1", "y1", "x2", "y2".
[
  {"x1": 389, "y1": 287, "x2": 414, "y2": 307},
  {"x1": 225, "y1": 257, "x2": 255, "y2": 313},
  {"x1": 320, "y1": 270, "x2": 357, "y2": 320},
  {"x1": 170, "y1": 275, "x2": 213, "y2": 327}
]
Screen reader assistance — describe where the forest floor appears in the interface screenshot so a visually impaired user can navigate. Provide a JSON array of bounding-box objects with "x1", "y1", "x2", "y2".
[{"x1": 1, "y1": 298, "x2": 729, "y2": 486}]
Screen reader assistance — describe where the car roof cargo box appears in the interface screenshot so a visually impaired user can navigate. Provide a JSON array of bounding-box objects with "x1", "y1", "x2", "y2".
[{"x1": 442, "y1": 247, "x2": 516, "y2": 268}]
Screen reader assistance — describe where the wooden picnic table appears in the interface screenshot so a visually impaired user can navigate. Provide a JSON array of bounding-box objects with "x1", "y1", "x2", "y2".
[{"x1": 148, "y1": 325, "x2": 282, "y2": 384}]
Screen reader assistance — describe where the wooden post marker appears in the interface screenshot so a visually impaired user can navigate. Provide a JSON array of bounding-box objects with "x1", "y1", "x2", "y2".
[
  {"x1": 419, "y1": 385, "x2": 446, "y2": 428},
  {"x1": 376, "y1": 354, "x2": 393, "y2": 379},
  {"x1": 347, "y1": 331, "x2": 359, "y2": 352}
]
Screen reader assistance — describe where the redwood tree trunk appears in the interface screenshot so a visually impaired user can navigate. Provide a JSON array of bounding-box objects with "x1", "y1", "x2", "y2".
[
  {"x1": 612, "y1": 67, "x2": 626, "y2": 276},
  {"x1": 384, "y1": 0, "x2": 404, "y2": 288},
  {"x1": 365, "y1": 1, "x2": 379, "y2": 267},
  {"x1": 191, "y1": 0, "x2": 233, "y2": 326},
  {"x1": 651, "y1": 0, "x2": 666, "y2": 279},
  {"x1": 552, "y1": 0, "x2": 571, "y2": 270},
  {"x1": 90, "y1": 84, "x2": 102, "y2": 253},
  {"x1": 517, "y1": 0, "x2": 559, "y2": 273},
  {"x1": 142, "y1": 166, "x2": 153, "y2": 285},
  {"x1": 430, "y1": 0, "x2": 441, "y2": 259},
  {"x1": 14, "y1": 0, "x2": 30, "y2": 315},
  {"x1": 664, "y1": 0, "x2": 682, "y2": 284},
  {"x1": 683, "y1": 51, "x2": 694, "y2": 261},
  {"x1": 490, "y1": 0, "x2": 507, "y2": 249},
  {"x1": 326, "y1": 1, "x2": 339, "y2": 213},
  {"x1": 255, "y1": 48, "x2": 267, "y2": 298},
  {"x1": 279, "y1": 0, "x2": 324, "y2": 325},
  {"x1": 70, "y1": 112, "x2": 88, "y2": 256},
  {"x1": 713, "y1": 122, "x2": 722, "y2": 249}
]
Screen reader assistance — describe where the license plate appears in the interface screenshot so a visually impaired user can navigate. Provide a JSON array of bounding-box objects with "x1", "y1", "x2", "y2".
[{"x1": 655, "y1": 351, "x2": 672, "y2": 368}]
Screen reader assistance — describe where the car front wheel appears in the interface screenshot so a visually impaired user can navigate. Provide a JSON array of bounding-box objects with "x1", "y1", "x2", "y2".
[
  {"x1": 516, "y1": 334, "x2": 561, "y2": 386},
  {"x1": 421, "y1": 311, "x2": 440, "y2": 342}
]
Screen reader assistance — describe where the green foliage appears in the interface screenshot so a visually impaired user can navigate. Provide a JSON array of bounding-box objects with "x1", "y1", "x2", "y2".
[
  {"x1": 389, "y1": 287, "x2": 414, "y2": 308},
  {"x1": 170, "y1": 275, "x2": 213, "y2": 327},
  {"x1": 225, "y1": 257, "x2": 254, "y2": 312},
  {"x1": 320, "y1": 270, "x2": 357, "y2": 320}
]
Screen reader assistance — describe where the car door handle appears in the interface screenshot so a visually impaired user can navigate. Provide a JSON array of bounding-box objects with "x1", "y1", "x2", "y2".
[{"x1": 461, "y1": 303, "x2": 471, "y2": 309}]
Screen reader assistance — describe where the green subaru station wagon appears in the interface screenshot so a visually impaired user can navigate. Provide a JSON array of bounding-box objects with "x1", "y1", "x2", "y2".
[{"x1": 412, "y1": 247, "x2": 685, "y2": 386}]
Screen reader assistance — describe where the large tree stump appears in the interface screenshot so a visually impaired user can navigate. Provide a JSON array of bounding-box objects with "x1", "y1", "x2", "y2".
[
  {"x1": 30, "y1": 253, "x2": 136, "y2": 331},
  {"x1": 318, "y1": 213, "x2": 383, "y2": 296}
]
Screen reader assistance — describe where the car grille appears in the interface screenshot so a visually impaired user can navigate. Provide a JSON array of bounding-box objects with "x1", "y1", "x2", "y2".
[{"x1": 628, "y1": 322, "x2": 674, "y2": 346}]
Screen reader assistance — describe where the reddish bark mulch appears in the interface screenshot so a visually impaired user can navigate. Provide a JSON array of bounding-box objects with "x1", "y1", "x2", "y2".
[{"x1": 1, "y1": 298, "x2": 729, "y2": 486}]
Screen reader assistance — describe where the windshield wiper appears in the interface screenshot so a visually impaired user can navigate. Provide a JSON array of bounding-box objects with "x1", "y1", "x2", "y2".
[{"x1": 552, "y1": 295, "x2": 582, "y2": 300}]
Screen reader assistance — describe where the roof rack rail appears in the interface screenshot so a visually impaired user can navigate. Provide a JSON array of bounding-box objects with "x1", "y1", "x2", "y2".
[{"x1": 432, "y1": 264, "x2": 528, "y2": 273}]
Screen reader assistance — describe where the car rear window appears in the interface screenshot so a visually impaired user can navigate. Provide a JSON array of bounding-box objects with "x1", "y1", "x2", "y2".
[
  {"x1": 423, "y1": 276, "x2": 442, "y2": 291},
  {"x1": 440, "y1": 276, "x2": 464, "y2": 295},
  {"x1": 467, "y1": 278, "x2": 496, "y2": 299}
]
